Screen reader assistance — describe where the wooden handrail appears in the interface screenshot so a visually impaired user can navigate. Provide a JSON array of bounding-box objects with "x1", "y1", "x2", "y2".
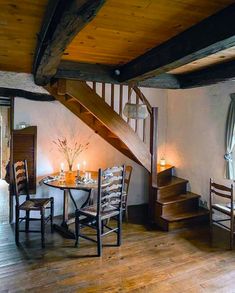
[{"x1": 132, "y1": 85, "x2": 152, "y2": 115}]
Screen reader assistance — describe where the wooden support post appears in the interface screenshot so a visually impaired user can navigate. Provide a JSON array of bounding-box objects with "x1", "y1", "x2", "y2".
[
  {"x1": 119, "y1": 85, "x2": 123, "y2": 117},
  {"x1": 127, "y1": 85, "x2": 131, "y2": 124},
  {"x1": 149, "y1": 107, "x2": 158, "y2": 224},
  {"x1": 102, "y1": 82, "x2": 105, "y2": 99},
  {"x1": 135, "y1": 92, "x2": 139, "y2": 133},
  {"x1": 92, "y1": 81, "x2": 96, "y2": 92},
  {"x1": 111, "y1": 84, "x2": 114, "y2": 109}
]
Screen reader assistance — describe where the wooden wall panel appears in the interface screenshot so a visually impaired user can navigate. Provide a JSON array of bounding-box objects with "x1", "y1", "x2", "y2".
[{"x1": 12, "y1": 126, "x2": 37, "y2": 194}]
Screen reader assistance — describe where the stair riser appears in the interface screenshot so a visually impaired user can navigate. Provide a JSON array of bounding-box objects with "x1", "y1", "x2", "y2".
[
  {"x1": 158, "y1": 215, "x2": 209, "y2": 231},
  {"x1": 157, "y1": 168, "x2": 173, "y2": 186},
  {"x1": 158, "y1": 182, "x2": 187, "y2": 199},
  {"x1": 160, "y1": 198, "x2": 200, "y2": 216}
]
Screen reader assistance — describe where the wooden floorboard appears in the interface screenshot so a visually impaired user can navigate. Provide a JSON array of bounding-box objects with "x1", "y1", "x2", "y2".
[{"x1": 0, "y1": 221, "x2": 234, "y2": 292}]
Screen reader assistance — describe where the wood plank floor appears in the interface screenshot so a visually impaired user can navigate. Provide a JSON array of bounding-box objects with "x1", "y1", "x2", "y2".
[{"x1": 0, "y1": 221, "x2": 235, "y2": 292}]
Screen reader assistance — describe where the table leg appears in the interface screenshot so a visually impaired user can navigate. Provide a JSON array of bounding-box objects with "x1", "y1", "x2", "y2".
[
  {"x1": 53, "y1": 189, "x2": 93, "y2": 239},
  {"x1": 53, "y1": 189, "x2": 75, "y2": 239},
  {"x1": 62, "y1": 189, "x2": 69, "y2": 227}
]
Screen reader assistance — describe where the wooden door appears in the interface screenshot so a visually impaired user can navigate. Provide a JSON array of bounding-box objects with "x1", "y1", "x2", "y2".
[{"x1": 12, "y1": 126, "x2": 37, "y2": 194}]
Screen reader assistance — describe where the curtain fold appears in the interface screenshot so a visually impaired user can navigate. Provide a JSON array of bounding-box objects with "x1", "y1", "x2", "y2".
[{"x1": 225, "y1": 94, "x2": 235, "y2": 179}]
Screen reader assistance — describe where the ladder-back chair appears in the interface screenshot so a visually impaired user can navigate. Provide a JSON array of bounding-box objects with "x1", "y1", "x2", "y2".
[
  {"x1": 210, "y1": 178, "x2": 234, "y2": 249},
  {"x1": 13, "y1": 160, "x2": 54, "y2": 248},
  {"x1": 75, "y1": 165, "x2": 125, "y2": 256}
]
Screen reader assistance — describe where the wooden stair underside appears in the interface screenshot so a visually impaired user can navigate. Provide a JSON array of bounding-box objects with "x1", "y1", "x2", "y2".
[{"x1": 46, "y1": 81, "x2": 151, "y2": 172}]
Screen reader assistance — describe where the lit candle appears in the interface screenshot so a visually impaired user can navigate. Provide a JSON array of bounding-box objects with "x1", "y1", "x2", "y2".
[
  {"x1": 77, "y1": 163, "x2": 80, "y2": 177},
  {"x1": 82, "y1": 160, "x2": 87, "y2": 172},
  {"x1": 60, "y1": 162, "x2": 64, "y2": 172},
  {"x1": 160, "y1": 158, "x2": 166, "y2": 166}
]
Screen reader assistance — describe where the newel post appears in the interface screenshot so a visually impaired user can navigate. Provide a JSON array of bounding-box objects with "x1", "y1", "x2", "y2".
[{"x1": 149, "y1": 107, "x2": 158, "y2": 224}]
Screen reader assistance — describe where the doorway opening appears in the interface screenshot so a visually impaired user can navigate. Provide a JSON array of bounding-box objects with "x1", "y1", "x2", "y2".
[{"x1": 0, "y1": 97, "x2": 12, "y2": 224}]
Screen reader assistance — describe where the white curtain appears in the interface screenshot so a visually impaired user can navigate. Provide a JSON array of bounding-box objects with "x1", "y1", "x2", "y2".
[{"x1": 225, "y1": 94, "x2": 235, "y2": 179}]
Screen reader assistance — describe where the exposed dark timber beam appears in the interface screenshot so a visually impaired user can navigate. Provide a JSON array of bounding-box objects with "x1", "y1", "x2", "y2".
[
  {"x1": 0, "y1": 88, "x2": 55, "y2": 101},
  {"x1": 33, "y1": 0, "x2": 106, "y2": 86},
  {"x1": 115, "y1": 3, "x2": 235, "y2": 82},
  {"x1": 56, "y1": 61, "x2": 180, "y2": 89},
  {"x1": 179, "y1": 60, "x2": 235, "y2": 89}
]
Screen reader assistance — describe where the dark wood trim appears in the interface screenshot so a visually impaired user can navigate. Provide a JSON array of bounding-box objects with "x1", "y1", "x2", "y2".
[
  {"x1": 115, "y1": 3, "x2": 235, "y2": 82},
  {"x1": 9, "y1": 97, "x2": 15, "y2": 223},
  {"x1": 150, "y1": 108, "x2": 158, "y2": 187},
  {"x1": 34, "y1": 0, "x2": 106, "y2": 85},
  {"x1": 0, "y1": 88, "x2": 54, "y2": 101},
  {"x1": 56, "y1": 61, "x2": 180, "y2": 89},
  {"x1": 179, "y1": 60, "x2": 235, "y2": 89}
]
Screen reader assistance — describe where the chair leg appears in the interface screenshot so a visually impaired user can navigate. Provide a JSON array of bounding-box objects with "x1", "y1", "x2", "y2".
[
  {"x1": 15, "y1": 206, "x2": 19, "y2": 246},
  {"x1": 25, "y1": 210, "x2": 30, "y2": 232},
  {"x1": 40, "y1": 208, "x2": 45, "y2": 248},
  {"x1": 209, "y1": 208, "x2": 213, "y2": 245},
  {"x1": 125, "y1": 206, "x2": 128, "y2": 223},
  {"x1": 50, "y1": 197, "x2": 54, "y2": 233},
  {"x1": 117, "y1": 211, "x2": 122, "y2": 246},
  {"x1": 230, "y1": 218, "x2": 234, "y2": 250},
  {"x1": 75, "y1": 211, "x2": 80, "y2": 247},
  {"x1": 97, "y1": 218, "x2": 102, "y2": 257}
]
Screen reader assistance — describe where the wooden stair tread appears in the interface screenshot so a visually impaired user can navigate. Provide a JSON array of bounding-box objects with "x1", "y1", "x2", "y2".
[
  {"x1": 157, "y1": 192, "x2": 200, "y2": 205},
  {"x1": 161, "y1": 208, "x2": 209, "y2": 222},
  {"x1": 158, "y1": 176, "x2": 188, "y2": 189}
]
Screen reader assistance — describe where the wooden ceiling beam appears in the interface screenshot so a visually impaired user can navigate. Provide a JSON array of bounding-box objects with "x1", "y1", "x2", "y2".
[
  {"x1": 33, "y1": 0, "x2": 106, "y2": 86},
  {"x1": 0, "y1": 88, "x2": 54, "y2": 101},
  {"x1": 56, "y1": 61, "x2": 180, "y2": 89},
  {"x1": 115, "y1": 3, "x2": 235, "y2": 83},
  {"x1": 179, "y1": 60, "x2": 235, "y2": 89}
]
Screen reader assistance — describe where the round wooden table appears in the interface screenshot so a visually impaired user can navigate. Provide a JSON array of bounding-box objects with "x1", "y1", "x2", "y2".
[{"x1": 43, "y1": 171, "x2": 98, "y2": 239}]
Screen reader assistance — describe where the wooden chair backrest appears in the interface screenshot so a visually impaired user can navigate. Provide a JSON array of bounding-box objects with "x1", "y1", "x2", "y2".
[
  {"x1": 210, "y1": 178, "x2": 234, "y2": 210},
  {"x1": 97, "y1": 165, "x2": 125, "y2": 215},
  {"x1": 12, "y1": 160, "x2": 30, "y2": 205}
]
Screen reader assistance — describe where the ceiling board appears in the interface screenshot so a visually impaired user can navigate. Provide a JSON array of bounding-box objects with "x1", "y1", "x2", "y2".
[
  {"x1": 0, "y1": 0, "x2": 48, "y2": 73},
  {"x1": 63, "y1": 0, "x2": 234, "y2": 65}
]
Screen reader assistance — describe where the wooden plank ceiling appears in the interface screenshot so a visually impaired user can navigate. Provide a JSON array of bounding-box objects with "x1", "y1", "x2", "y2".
[
  {"x1": 62, "y1": 0, "x2": 234, "y2": 66},
  {"x1": 0, "y1": 0, "x2": 234, "y2": 77},
  {"x1": 0, "y1": 0, "x2": 48, "y2": 73}
]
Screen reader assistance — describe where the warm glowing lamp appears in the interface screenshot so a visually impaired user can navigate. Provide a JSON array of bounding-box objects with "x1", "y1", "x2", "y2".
[{"x1": 160, "y1": 158, "x2": 166, "y2": 166}]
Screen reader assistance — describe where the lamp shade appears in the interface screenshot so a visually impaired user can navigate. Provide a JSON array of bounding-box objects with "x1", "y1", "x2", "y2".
[{"x1": 123, "y1": 103, "x2": 148, "y2": 119}]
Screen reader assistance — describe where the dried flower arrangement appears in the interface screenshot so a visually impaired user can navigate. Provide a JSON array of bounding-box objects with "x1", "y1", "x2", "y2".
[{"x1": 53, "y1": 137, "x2": 89, "y2": 171}]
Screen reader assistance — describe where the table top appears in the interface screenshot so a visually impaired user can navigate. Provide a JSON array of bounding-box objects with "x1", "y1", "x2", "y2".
[{"x1": 43, "y1": 171, "x2": 99, "y2": 191}]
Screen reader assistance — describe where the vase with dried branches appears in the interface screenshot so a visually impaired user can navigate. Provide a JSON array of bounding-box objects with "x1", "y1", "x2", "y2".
[{"x1": 53, "y1": 137, "x2": 89, "y2": 171}]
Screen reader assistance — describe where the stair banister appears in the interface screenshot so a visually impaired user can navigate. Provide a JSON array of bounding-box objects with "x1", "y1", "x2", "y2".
[{"x1": 149, "y1": 107, "x2": 158, "y2": 223}]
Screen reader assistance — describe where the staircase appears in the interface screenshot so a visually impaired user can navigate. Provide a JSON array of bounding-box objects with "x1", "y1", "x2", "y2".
[
  {"x1": 46, "y1": 79, "x2": 208, "y2": 230},
  {"x1": 154, "y1": 165, "x2": 209, "y2": 231},
  {"x1": 46, "y1": 80, "x2": 151, "y2": 172}
]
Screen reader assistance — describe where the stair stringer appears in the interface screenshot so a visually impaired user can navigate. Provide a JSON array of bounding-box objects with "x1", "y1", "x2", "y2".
[{"x1": 46, "y1": 81, "x2": 151, "y2": 172}]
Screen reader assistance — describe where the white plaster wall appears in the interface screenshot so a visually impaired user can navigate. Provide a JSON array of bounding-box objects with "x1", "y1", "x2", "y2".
[{"x1": 166, "y1": 80, "x2": 235, "y2": 204}]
